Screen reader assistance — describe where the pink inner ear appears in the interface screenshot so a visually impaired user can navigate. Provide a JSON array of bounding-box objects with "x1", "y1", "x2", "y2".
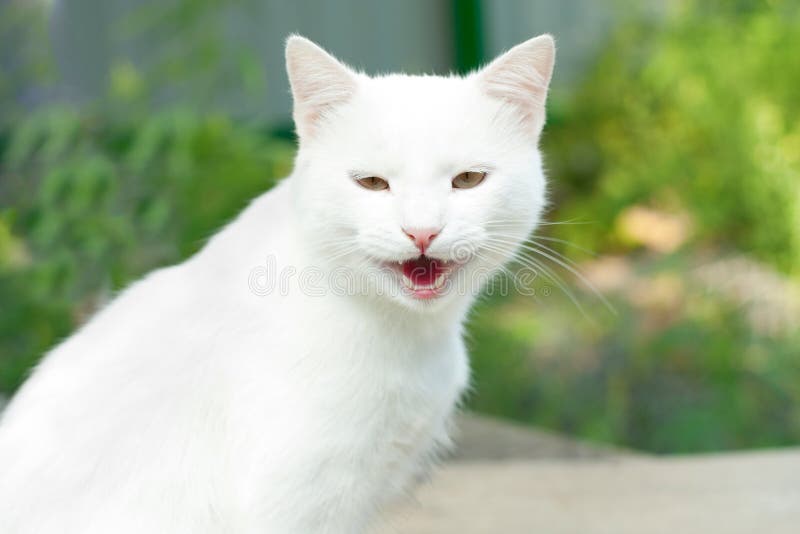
[
  {"x1": 286, "y1": 37, "x2": 357, "y2": 138},
  {"x1": 478, "y1": 36, "x2": 555, "y2": 124},
  {"x1": 293, "y1": 76, "x2": 356, "y2": 138},
  {"x1": 481, "y1": 56, "x2": 551, "y2": 116}
]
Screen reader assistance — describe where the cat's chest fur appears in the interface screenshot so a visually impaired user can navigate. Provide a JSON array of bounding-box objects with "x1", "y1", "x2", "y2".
[{"x1": 226, "y1": 285, "x2": 469, "y2": 526}]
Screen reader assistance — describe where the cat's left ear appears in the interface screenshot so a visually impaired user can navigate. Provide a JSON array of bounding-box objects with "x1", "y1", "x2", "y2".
[
  {"x1": 285, "y1": 35, "x2": 358, "y2": 140},
  {"x1": 476, "y1": 34, "x2": 555, "y2": 134}
]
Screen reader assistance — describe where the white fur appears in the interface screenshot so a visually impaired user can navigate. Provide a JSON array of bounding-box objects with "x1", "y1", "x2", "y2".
[{"x1": 0, "y1": 34, "x2": 554, "y2": 533}]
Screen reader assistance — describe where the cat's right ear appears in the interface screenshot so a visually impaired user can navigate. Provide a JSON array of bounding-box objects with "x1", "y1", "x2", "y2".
[{"x1": 285, "y1": 35, "x2": 358, "y2": 140}]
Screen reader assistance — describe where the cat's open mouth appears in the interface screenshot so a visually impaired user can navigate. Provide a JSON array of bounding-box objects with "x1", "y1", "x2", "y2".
[{"x1": 386, "y1": 255, "x2": 457, "y2": 300}]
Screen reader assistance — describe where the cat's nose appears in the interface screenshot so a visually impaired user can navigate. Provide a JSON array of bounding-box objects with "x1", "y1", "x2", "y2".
[{"x1": 403, "y1": 227, "x2": 441, "y2": 255}]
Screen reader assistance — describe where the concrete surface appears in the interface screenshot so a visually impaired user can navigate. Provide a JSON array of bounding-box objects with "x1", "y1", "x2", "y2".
[
  {"x1": 2, "y1": 399, "x2": 797, "y2": 532},
  {"x1": 379, "y1": 415, "x2": 800, "y2": 534},
  {"x1": 450, "y1": 413, "x2": 637, "y2": 462}
]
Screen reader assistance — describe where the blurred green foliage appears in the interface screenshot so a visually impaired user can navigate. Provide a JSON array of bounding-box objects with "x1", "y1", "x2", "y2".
[
  {"x1": 544, "y1": 0, "x2": 800, "y2": 274},
  {"x1": 467, "y1": 258, "x2": 800, "y2": 453},
  {"x1": 1, "y1": 0, "x2": 798, "y2": 453}
]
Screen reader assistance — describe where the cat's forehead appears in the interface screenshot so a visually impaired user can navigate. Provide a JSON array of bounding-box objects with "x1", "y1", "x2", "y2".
[
  {"x1": 357, "y1": 74, "x2": 486, "y2": 124},
  {"x1": 322, "y1": 73, "x2": 504, "y2": 165}
]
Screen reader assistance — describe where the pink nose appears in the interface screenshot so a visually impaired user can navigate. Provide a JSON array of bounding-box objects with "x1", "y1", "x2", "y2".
[{"x1": 403, "y1": 227, "x2": 440, "y2": 254}]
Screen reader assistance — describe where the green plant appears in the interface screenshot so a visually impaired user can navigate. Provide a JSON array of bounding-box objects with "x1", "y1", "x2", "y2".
[
  {"x1": 466, "y1": 258, "x2": 800, "y2": 453},
  {"x1": 544, "y1": 0, "x2": 800, "y2": 274}
]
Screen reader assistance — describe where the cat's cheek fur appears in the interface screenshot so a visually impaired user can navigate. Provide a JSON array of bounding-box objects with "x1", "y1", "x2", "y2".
[{"x1": 0, "y1": 34, "x2": 554, "y2": 533}]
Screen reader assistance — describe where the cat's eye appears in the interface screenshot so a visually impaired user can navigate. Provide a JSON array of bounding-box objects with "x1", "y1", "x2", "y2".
[
  {"x1": 452, "y1": 171, "x2": 487, "y2": 189},
  {"x1": 356, "y1": 176, "x2": 390, "y2": 191}
]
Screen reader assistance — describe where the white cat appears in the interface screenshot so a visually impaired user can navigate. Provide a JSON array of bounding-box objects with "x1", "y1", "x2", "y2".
[{"x1": 0, "y1": 34, "x2": 554, "y2": 533}]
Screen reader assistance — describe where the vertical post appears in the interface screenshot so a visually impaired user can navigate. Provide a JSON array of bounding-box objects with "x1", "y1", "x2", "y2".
[{"x1": 452, "y1": 0, "x2": 485, "y2": 74}]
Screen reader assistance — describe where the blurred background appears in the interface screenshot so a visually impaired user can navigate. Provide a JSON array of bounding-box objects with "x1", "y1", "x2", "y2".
[{"x1": 1, "y1": 0, "x2": 798, "y2": 454}]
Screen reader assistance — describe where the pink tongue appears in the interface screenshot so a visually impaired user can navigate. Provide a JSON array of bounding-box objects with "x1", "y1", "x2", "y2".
[{"x1": 402, "y1": 256, "x2": 442, "y2": 286}]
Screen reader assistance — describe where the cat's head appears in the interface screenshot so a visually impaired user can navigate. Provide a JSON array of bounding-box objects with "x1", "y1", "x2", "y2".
[{"x1": 286, "y1": 35, "x2": 555, "y2": 312}]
